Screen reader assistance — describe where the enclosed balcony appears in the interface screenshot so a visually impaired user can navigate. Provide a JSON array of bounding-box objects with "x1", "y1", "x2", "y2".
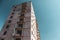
[
  {"x1": 19, "y1": 15, "x2": 25, "y2": 18},
  {"x1": 21, "y1": 9, "x2": 27, "y2": 13},
  {"x1": 15, "y1": 23, "x2": 23, "y2": 30},
  {"x1": 17, "y1": 21, "x2": 24, "y2": 24},
  {"x1": 15, "y1": 38, "x2": 21, "y2": 40},
  {"x1": 12, "y1": 30, "x2": 22, "y2": 38},
  {"x1": 22, "y1": 2, "x2": 27, "y2": 8}
]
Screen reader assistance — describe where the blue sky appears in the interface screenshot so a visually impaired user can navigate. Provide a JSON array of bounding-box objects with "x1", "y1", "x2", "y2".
[{"x1": 0, "y1": 0, "x2": 60, "y2": 40}]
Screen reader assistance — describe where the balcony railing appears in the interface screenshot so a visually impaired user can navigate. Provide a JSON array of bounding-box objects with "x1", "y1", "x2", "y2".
[
  {"x1": 12, "y1": 33, "x2": 22, "y2": 38},
  {"x1": 17, "y1": 21, "x2": 24, "y2": 24}
]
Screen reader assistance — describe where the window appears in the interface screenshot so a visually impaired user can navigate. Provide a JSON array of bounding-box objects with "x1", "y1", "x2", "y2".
[
  {"x1": 1, "y1": 39, "x2": 4, "y2": 40},
  {"x1": 14, "y1": 7, "x2": 16, "y2": 8},
  {"x1": 15, "y1": 38, "x2": 21, "y2": 40},
  {"x1": 20, "y1": 18, "x2": 24, "y2": 21},
  {"x1": 19, "y1": 13, "x2": 24, "y2": 16},
  {"x1": 6, "y1": 25, "x2": 10, "y2": 29},
  {"x1": 16, "y1": 8, "x2": 21, "y2": 11},
  {"x1": 32, "y1": 31, "x2": 33, "y2": 34},
  {"x1": 22, "y1": 3, "x2": 27, "y2": 7},
  {"x1": 13, "y1": 9, "x2": 15, "y2": 11},
  {"x1": 22, "y1": 3, "x2": 27, "y2": 11},
  {"x1": 18, "y1": 24, "x2": 23, "y2": 28},
  {"x1": 21, "y1": 14, "x2": 24, "y2": 16},
  {"x1": 8, "y1": 20, "x2": 11, "y2": 23},
  {"x1": 3, "y1": 31, "x2": 7, "y2": 35},
  {"x1": 10, "y1": 16, "x2": 13, "y2": 18},
  {"x1": 11, "y1": 13, "x2": 14, "y2": 15},
  {"x1": 22, "y1": 9, "x2": 26, "y2": 12},
  {"x1": 17, "y1": 30, "x2": 22, "y2": 35},
  {"x1": 13, "y1": 6, "x2": 16, "y2": 11}
]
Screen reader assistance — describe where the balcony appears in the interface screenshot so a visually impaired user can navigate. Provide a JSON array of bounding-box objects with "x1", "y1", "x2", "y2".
[
  {"x1": 19, "y1": 16, "x2": 25, "y2": 18},
  {"x1": 15, "y1": 27, "x2": 22, "y2": 30},
  {"x1": 17, "y1": 21, "x2": 24, "y2": 24},
  {"x1": 22, "y1": 3, "x2": 27, "y2": 8},
  {"x1": 13, "y1": 34, "x2": 22, "y2": 38},
  {"x1": 21, "y1": 9, "x2": 27, "y2": 13},
  {"x1": 14, "y1": 22, "x2": 23, "y2": 30}
]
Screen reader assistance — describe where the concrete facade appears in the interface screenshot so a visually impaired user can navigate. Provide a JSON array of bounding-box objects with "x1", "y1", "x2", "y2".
[{"x1": 0, "y1": 1, "x2": 40, "y2": 40}]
